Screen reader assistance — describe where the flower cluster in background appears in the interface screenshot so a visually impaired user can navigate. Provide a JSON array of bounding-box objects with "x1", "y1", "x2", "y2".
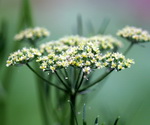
[
  {"x1": 101, "y1": 52, "x2": 134, "y2": 71},
  {"x1": 59, "y1": 35, "x2": 122, "y2": 52},
  {"x1": 6, "y1": 48, "x2": 41, "y2": 67},
  {"x1": 117, "y1": 26, "x2": 150, "y2": 43},
  {"x1": 88, "y1": 35, "x2": 123, "y2": 51},
  {"x1": 14, "y1": 27, "x2": 50, "y2": 42}
]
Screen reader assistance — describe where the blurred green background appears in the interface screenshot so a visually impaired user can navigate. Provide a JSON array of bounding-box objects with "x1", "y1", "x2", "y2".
[{"x1": 0, "y1": 0, "x2": 150, "y2": 125}]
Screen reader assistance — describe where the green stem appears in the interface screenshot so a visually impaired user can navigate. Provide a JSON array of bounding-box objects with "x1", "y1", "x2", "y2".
[
  {"x1": 36, "y1": 77, "x2": 50, "y2": 125},
  {"x1": 78, "y1": 69, "x2": 114, "y2": 93},
  {"x1": 76, "y1": 72, "x2": 84, "y2": 92},
  {"x1": 77, "y1": 14, "x2": 83, "y2": 36},
  {"x1": 98, "y1": 17, "x2": 110, "y2": 35},
  {"x1": 0, "y1": 100, "x2": 6, "y2": 125},
  {"x1": 114, "y1": 116, "x2": 120, "y2": 125},
  {"x1": 64, "y1": 68, "x2": 71, "y2": 87},
  {"x1": 26, "y1": 63, "x2": 67, "y2": 92},
  {"x1": 73, "y1": 67, "x2": 77, "y2": 88},
  {"x1": 75, "y1": 68, "x2": 82, "y2": 90},
  {"x1": 123, "y1": 43, "x2": 134, "y2": 55},
  {"x1": 59, "y1": 69, "x2": 70, "y2": 87},
  {"x1": 69, "y1": 94, "x2": 78, "y2": 125},
  {"x1": 2, "y1": 0, "x2": 34, "y2": 92},
  {"x1": 32, "y1": 38, "x2": 50, "y2": 125}
]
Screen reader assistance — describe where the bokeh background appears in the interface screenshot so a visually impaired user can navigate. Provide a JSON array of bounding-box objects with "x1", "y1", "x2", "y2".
[{"x1": 0, "y1": 0, "x2": 150, "y2": 125}]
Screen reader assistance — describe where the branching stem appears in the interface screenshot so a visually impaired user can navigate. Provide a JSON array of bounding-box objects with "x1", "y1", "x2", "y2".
[
  {"x1": 78, "y1": 69, "x2": 114, "y2": 93},
  {"x1": 26, "y1": 63, "x2": 67, "y2": 92},
  {"x1": 55, "y1": 70, "x2": 70, "y2": 92},
  {"x1": 123, "y1": 43, "x2": 134, "y2": 55}
]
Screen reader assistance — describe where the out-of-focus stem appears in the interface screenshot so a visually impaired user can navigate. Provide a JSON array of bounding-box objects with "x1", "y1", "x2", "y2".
[
  {"x1": 0, "y1": 98, "x2": 6, "y2": 125},
  {"x1": 36, "y1": 76, "x2": 50, "y2": 125},
  {"x1": 114, "y1": 116, "x2": 120, "y2": 125},
  {"x1": 123, "y1": 43, "x2": 134, "y2": 55},
  {"x1": 2, "y1": 0, "x2": 34, "y2": 92}
]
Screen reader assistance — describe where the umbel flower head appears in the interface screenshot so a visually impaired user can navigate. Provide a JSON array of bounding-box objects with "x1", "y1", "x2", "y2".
[
  {"x1": 88, "y1": 35, "x2": 123, "y2": 52},
  {"x1": 117, "y1": 26, "x2": 150, "y2": 43},
  {"x1": 6, "y1": 47, "x2": 41, "y2": 67},
  {"x1": 14, "y1": 27, "x2": 50, "y2": 42},
  {"x1": 101, "y1": 52, "x2": 134, "y2": 71},
  {"x1": 59, "y1": 35, "x2": 87, "y2": 46},
  {"x1": 39, "y1": 41, "x2": 67, "y2": 54},
  {"x1": 37, "y1": 36, "x2": 134, "y2": 75},
  {"x1": 40, "y1": 35, "x2": 122, "y2": 55}
]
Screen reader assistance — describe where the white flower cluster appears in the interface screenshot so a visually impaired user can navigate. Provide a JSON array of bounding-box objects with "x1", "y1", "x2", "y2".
[
  {"x1": 37, "y1": 42, "x2": 103, "y2": 73},
  {"x1": 59, "y1": 36, "x2": 86, "y2": 46},
  {"x1": 117, "y1": 26, "x2": 150, "y2": 43},
  {"x1": 14, "y1": 27, "x2": 50, "y2": 42},
  {"x1": 7, "y1": 35, "x2": 134, "y2": 74},
  {"x1": 101, "y1": 52, "x2": 134, "y2": 71},
  {"x1": 88, "y1": 35, "x2": 123, "y2": 51},
  {"x1": 6, "y1": 48, "x2": 41, "y2": 67},
  {"x1": 40, "y1": 41, "x2": 68, "y2": 54},
  {"x1": 40, "y1": 35, "x2": 122, "y2": 54},
  {"x1": 37, "y1": 36, "x2": 134, "y2": 74}
]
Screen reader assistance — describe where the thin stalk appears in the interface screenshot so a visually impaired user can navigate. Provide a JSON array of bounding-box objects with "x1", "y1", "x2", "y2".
[
  {"x1": 55, "y1": 70, "x2": 70, "y2": 92},
  {"x1": 78, "y1": 69, "x2": 114, "y2": 93},
  {"x1": 123, "y1": 43, "x2": 134, "y2": 55},
  {"x1": 45, "y1": 73, "x2": 52, "y2": 98},
  {"x1": 59, "y1": 69, "x2": 70, "y2": 86},
  {"x1": 114, "y1": 116, "x2": 120, "y2": 125},
  {"x1": 63, "y1": 68, "x2": 71, "y2": 87},
  {"x1": 73, "y1": 67, "x2": 77, "y2": 88},
  {"x1": 0, "y1": 100, "x2": 6, "y2": 125},
  {"x1": 2, "y1": 0, "x2": 34, "y2": 91},
  {"x1": 75, "y1": 68, "x2": 82, "y2": 89},
  {"x1": 32, "y1": 38, "x2": 51, "y2": 125},
  {"x1": 26, "y1": 63, "x2": 67, "y2": 92},
  {"x1": 76, "y1": 72, "x2": 84, "y2": 92},
  {"x1": 77, "y1": 14, "x2": 83, "y2": 36},
  {"x1": 98, "y1": 17, "x2": 110, "y2": 35},
  {"x1": 71, "y1": 67, "x2": 75, "y2": 89},
  {"x1": 37, "y1": 77, "x2": 50, "y2": 125},
  {"x1": 1, "y1": 1, "x2": 34, "y2": 125}
]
